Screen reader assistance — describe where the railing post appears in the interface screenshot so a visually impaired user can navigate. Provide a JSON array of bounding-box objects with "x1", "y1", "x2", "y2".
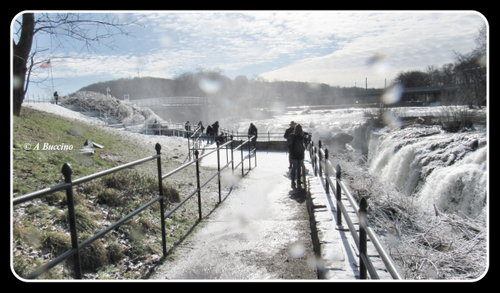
[
  {"x1": 240, "y1": 139, "x2": 244, "y2": 177},
  {"x1": 313, "y1": 146, "x2": 318, "y2": 176},
  {"x1": 336, "y1": 164, "x2": 342, "y2": 225},
  {"x1": 359, "y1": 197, "x2": 368, "y2": 279},
  {"x1": 318, "y1": 140, "x2": 323, "y2": 177},
  {"x1": 61, "y1": 163, "x2": 82, "y2": 279},
  {"x1": 310, "y1": 141, "x2": 315, "y2": 170},
  {"x1": 248, "y1": 138, "x2": 251, "y2": 171},
  {"x1": 324, "y1": 149, "x2": 329, "y2": 193},
  {"x1": 188, "y1": 134, "x2": 191, "y2": 161},
  {"x1": 254, "y1": 143, "x2": 257, "y2": 167},
  {"x1": 194, "y1": 150, "x2": 202, "y2": 221},
  {"x1": 155, "y1": 143, "x2": 167, "y2": 257},
  {"x1": 231, "y1": 135, "x2": 234, "y2": 175},
  {"x1": 216, "y1": 141, "x2": 221, "y2": 203}
]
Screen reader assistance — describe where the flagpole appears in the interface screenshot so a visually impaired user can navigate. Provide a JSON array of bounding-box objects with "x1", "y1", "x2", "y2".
[
  {"x1": 50, "y1": 61, "x2": 54, "y2": 98},
  {"x1": 41, "y1": 59, "x2": 54, "y2": 102}
]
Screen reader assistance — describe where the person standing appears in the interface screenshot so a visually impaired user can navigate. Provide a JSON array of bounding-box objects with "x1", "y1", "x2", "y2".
[
  {"x1": 248, "y1": 123, "x2": 258, "y2": 146},
  {"x1": 185, "y1": 121, "x2": 191, "y2": 138},
  {"x1": 289, "y1": 124, "x2": 306, "y2": 189},
  {"x1": 284, "y1": 121, "x2": 296, "y2": 169},
  {"x1": 211, "y1": 121, "x2": 219, "y2": 137},
  {"x1": 53, "y1": 91, "x2": 59, "y2": 105},
  {"x1": 197, "y1": 121, "x2": 205, "y2": 135}
]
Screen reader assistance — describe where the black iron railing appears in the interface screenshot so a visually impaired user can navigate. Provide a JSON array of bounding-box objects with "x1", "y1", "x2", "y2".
[
  {"x1": 309, "y1": 140, "x2": 403, "y2": 280},
  {"x1": 12, "y1": 137, "x2": 256, "y2": 279}
]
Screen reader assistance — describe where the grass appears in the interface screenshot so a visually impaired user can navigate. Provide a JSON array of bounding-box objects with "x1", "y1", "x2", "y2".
[
  {"x1": 11, "y1": 107, "x2": 195, "y2": 280},
  {"x1": 13, "y1": 108, "x2": 120, "y2": 195}
]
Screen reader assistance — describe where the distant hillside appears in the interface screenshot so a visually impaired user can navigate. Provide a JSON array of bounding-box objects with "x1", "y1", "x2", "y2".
[
  {"x1": 75, "y1": 76, "x2": 177, "y2": 100},
  {"x1": 74, "y1": 70, "x2": 374, "y2": 108}
]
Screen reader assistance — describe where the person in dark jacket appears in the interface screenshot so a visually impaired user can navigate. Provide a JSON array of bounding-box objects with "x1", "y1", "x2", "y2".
[
  {"x1": 185, "y1": 121, "x2": 191, "y2": 138},
  {"x1": 211, "y1": 121, "x2": 219, "y2": 137},
  {"x1": 197, "y1": 121, "x2": 205, "y2": 135},
  {"x1": 288, "y1": 124, "x2": 306, "y2": 189},
  {"x1": 248, "y1": 123, "x2": 257, "y2": 146},
  {"x1": 283, "y1": 121, "x2": 296, "y2": 169},
  {"x1": 206, "y1": 125, "x2": 213, "y2": 143}
]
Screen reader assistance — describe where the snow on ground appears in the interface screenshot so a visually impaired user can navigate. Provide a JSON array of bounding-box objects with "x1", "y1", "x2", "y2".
[
  {"x1": 23, "y1": 103, "x2": 189, "y2": 161},
  {"x1": 24, "y1": 103, "x2": 107, "y2": 126}
]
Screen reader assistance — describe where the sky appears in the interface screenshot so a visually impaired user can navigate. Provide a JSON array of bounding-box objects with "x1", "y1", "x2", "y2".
[{"x1": 12, "y1": 10, "x2": 487, "y2": 99}]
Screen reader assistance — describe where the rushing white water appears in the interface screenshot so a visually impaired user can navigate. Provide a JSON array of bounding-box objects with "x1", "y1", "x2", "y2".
[
  {"x1": 219, "y1": 106, "x2": 488, "y2": 218},
  {"x1": 368, "y1": 125, "x2": 487, "y2": 217}
]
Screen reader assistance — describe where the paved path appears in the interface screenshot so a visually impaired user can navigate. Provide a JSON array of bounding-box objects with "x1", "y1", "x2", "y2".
[{"x1": 150, "y1": 151, "x2": 318, "y2": 280}]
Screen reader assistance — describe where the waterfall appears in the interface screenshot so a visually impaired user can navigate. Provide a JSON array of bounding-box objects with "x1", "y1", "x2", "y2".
[
  {"x1": 218, "y1": 106, "x2": 487, "y2": 218},
  {"x1": 367, "y1": 125, "x2": 487, "y2": 217}
]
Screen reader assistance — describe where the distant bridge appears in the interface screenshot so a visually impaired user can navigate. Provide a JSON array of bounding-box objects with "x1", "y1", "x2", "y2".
[
  {"x1": 365, "y1": 84, "x2": 457, "y2": 96},
  {"x1": 130, "y1": 97, "x2": 211, "y2": 123},
  {"x1": 130, "y1": 97, "x2": 210, "y2": 108},
  {"x1": 354, "y1": 84, "x2": 458, "y2": 98},
  {"x1": 346, "y1": 84, "x2": 459, "y2": 104}
]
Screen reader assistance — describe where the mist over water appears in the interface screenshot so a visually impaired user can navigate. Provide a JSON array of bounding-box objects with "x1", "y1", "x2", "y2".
[{"x1": 219, "y1": 105, "x2": 487, "y2": 218}]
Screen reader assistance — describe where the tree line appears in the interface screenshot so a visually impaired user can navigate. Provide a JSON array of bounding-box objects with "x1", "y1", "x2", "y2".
[
  {"x1": 75, "y1": 71, "x2": 349, "y2": 110},
  {"x1": 78, "y1": 25, "x2": 487, "y2": 110},
  {"x1": 13, "y1": 12, "x2": 486, "y2": 117},
  {"x1": 393, "y1": 24, "x2": 486, "y2": 107}
]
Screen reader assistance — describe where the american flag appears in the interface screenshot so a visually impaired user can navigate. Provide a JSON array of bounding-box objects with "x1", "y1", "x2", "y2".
[{"x1": 40, "y1": 59, "x2": 51, "y2": 69}]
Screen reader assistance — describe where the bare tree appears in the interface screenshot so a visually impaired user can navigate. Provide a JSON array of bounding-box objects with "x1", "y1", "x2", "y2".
[
  {"x1": 453, "y1": 24, "x2": 487, "y2": 108},
  {"x1": 12, "y1": 12, "x2": 138, "y2": 116}
]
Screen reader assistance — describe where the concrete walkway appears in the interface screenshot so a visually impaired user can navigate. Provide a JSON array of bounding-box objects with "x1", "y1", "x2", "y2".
[
  {"x1": 307, "y1": 170, "x2": 393, "y2": 280},
  {"x1": 150, "y1": 147, "x2": 392, "y2": 280},
  {"x1": 151, "y1": 150, "x2": 317, "y2": 280}
]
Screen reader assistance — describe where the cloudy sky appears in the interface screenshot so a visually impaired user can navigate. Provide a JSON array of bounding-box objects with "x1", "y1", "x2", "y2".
[{"x1": 14, "y1": 11, "x2": 487, "y2": 98}]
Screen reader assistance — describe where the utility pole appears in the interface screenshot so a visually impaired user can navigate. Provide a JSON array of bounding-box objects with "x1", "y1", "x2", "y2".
[{"x1": 365, "y1": 77, "x2": 367, "y2": 90}]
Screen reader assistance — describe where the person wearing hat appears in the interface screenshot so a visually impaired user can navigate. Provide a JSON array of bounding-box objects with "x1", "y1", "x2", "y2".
[{"x1": 284, "y1": 121, "x2": 296, "y2": 169}]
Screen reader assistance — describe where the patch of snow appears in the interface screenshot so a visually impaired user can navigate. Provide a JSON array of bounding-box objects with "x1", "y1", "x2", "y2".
[
  {"x1": 23, "y1": 102, "x2": 188, "y2": 162},
  {"x1": 24, "y1": 103, "x2": 107, "y2": 125}
]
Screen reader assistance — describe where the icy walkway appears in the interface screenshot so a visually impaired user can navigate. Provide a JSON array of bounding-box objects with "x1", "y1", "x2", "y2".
[
  {"x1": 308, "y1": 175, "x2": 393, "y2": 280},
  {"x1": 151, "y1": 150, "x2": 317, "y2": 280},
  {"x1": 151, "y1": 146, "x2": 393, "y2": 280}
]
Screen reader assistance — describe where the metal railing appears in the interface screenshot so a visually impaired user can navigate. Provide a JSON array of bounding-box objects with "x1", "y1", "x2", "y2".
[
  {"x1": 23, "y1": 94, "x2": 56, "y2": 104},
  {"x1": 13, "y1": 137, "x2": 256, "y2": 280},
  {"x1": 232, "y1": 132, "x2": 286, "y2": 142},
  {"x1": 143, "y1": 123, "x2": 286, "y2": 142},
  {"x1": 309, "y1": 140, "x2": 403, "y2": 280}
]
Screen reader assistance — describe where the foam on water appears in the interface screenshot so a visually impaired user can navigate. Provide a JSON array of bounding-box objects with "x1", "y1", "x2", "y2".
[
  {"x1": 220, "y1": 106, "x2": 487, "y2": 218},
  {"x1": 367, "y1": 125, "x2": 487, "y2": 217},
  {"x1": 417, "y1": 145, "x2": 487, "y2": 217}
]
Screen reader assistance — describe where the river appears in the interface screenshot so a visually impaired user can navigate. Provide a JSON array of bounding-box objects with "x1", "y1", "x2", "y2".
[{"x1": 218, "y1": 105, "x2": 488, "y2": 219}]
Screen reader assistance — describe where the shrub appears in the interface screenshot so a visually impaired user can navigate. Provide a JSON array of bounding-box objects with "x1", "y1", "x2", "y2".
[
  {"x1": 78, "y1": 233, "x2": 108, "y2": 272},
  {"x1": 106, "y1": 241, "x2": 125, "y2": 263},
  {"x1": 439, "y1": 106, "x2": 480, "y2": 132},
  {"x1": 96, "y1": 188, "x2": 124, "y2": 207},
  {"x1": 41, "y1": 231, "x2": 72, "y2": 257},
  {"x1": 56, "y1": 205, "x2": 98, "y2": 234}
]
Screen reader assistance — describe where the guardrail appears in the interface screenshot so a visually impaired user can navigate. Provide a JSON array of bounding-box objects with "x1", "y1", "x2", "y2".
[
  {"x1": 309, "y1": 140, "x2": 403, "y2": 280},
  {"x1": 143, "y1": 123, "x2": 286, "y2": 142},
  {"x1": 13, "y1": 137, "x2": 256, "y2": 279},
  {"x1": 23, "y1": 94, "x2": 55, "y2": 104}
]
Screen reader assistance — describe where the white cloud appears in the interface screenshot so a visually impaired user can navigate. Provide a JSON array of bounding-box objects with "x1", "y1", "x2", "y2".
[
  {"x1": 27, "y1": 11, "x2": 487, "y2": 95},
  {"x1": 259, "y1": 11, "x2": 486, "y2": 87}
]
